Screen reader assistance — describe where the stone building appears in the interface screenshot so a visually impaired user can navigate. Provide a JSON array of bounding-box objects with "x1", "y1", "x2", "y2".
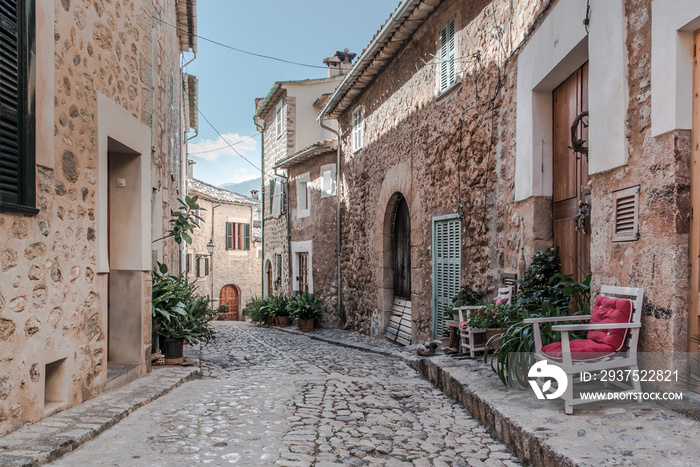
[
  {"x1": 0, "y1": 0, "x2": 196, "y2": 435},
  {"x1": 318, "y1": 0, "x2": 700, "y2": 354},
  {"x1": 186, "y1": 178, "x2": 261, "y2": 320},
  {"x1": 254, "y1": 51, "x2": 353, "y2": 320}
]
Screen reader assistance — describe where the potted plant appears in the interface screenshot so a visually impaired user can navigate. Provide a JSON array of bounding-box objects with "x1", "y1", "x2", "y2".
[
  {"x1": 262, "y1": 294, "x2": 289, "y2": 326},
  {"x1": 466, "y1": 301, "x2": 519, "y2": 348},
  {"x1": 288, "y1": 292, "x2": 321, "y2": 332},
  {"x1": 243, "y1": 296, "x2": 270, "y2": 325}
]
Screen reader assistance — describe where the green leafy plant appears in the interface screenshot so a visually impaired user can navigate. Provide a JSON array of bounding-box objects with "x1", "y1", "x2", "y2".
[
  {"x1": 158, "y1": 295, "x2": 217, "y2": 345},
  {"x1": 550, "y1": 272, "x2": 592, "y2": 313},
  {"x1": 451, "y1": 286, "x2": 484, "y2": 308},
  {"x1": 153, "y1": 195, "x2": 204, "y2": 245},
  {"x1": 681, "y1": 334, "x2": 700, "y2": 389},
  {"x1": 287, "y1": 292, "x2": 321, "y2": 321},
  {"x1": 152, "y1": 262, "x2": 191, "y2": 324},
  {"x1": 262, "y1": 294, "x2": 289, "y2": 318},
  {"x1": 515, "y1": 247, "x2": 568, "y2": 311},
  {"x1": 243, "y1": 296, "x2": 269, "y2": 324},
  {"x1": 467, "y1": 302, "x2": 520, "y2": 329}
]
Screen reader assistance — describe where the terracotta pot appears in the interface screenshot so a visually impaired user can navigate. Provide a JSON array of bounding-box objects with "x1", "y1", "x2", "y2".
[
  {"x1": 162, "y1": 337, "x2": 185, "y2": 365},
  {"x1": 297, "y1": 318, "x2": 314, "y2": 332},
  {"x1": 276, "y1": 316, "x2": 290, "y2": 326}
]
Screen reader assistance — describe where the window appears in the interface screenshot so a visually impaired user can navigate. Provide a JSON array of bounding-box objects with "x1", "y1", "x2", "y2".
[
  {"x1": 275, "y1": 253, "x2": 282, "y2": 283},
  {"x1": 270, "y1": 177, "x2": 286, "y2": 217},
  {"x1": 226, "y1": 222, "x2": 251, "y2": 250},
  {"x1": 196, "y1": 256, "x2": 209, "y2": 277},
  {"x1": 352, "y1": 107, "x2": 363, "y2": 152},
  {"x1": 296, "y1": 172, "x2": 310, "y2": 218},
  {"x1": 204, "y1": 257, "x2": 209, "y2": 276},
  {"x1": 275, "y1": 101, "x2": 283, "y2": 137},
  {"x1": 297, "y1": 252, "x2": 309, "y2": 293},
  {"x1": 0, "y1": 0, "x2": 36, "y2": 214},
  {"x1": 320, "y1": 164, "x2": 336, "y2": 198},
  {"x1": 438, "y1": 17, "x2": 457, "y2": 93},
  {"x1": 612, "y1": 186, "x2": 640, "y2": 242}
]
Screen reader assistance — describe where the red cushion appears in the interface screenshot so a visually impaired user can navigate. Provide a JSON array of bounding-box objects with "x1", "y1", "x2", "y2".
[
  {"x1": 542, "y1": 338, "x2": 617, "y2": 361},
  {"x1": 541, "y1": 295, "x2": 633, "y2": 362},
  {"x1": 587, "y1": 296, "x2": 633, "y2": 351},
  {"x1": 494, "y1": 297, "x2": 508, "y2": 305}
]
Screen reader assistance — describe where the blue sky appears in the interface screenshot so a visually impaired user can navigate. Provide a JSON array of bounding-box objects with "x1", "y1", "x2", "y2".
[{"x1": 186, "y1": 1, "x2": 400, "y2": 187}]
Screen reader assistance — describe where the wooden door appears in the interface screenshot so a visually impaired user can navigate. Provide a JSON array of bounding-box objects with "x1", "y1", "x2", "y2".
[
  {"x1": 553, "y1": 63, "x2": 590, "y2": 281},
  {"x1": 218, "y1": 285, "x2": 239, "y2": 320},
  {"x1": 298, "y1": 252, "x2": 309, "y2": 293},
  {"x1": 393, "y1": 196, "x2": 411, "y2": 300},
  {"x1": 690, "y1": 31, "x2": 700, "y2": 351}
]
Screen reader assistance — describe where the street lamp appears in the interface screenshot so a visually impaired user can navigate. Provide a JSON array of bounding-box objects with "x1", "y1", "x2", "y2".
[{"x1": 206, "y1": 239, "x2": 215, "y2": 255}]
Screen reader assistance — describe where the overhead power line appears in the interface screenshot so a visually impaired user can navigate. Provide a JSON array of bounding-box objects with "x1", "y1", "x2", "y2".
[{"x1": 188, "y1": 132, "x2": 260, "y2": 155}]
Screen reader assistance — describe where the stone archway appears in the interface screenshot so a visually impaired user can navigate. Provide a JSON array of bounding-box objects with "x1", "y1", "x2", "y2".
[{"x1": 373, "y1": 162, "x2": 426, "y2": 343}]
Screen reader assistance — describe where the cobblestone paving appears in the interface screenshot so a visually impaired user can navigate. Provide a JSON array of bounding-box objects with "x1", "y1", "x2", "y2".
[{"x1": 51, "y1": 322, "x2": 520, "y2": 466}]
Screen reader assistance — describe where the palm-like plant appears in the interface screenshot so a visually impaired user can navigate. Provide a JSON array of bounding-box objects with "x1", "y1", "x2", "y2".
[{"x1": 288, "y1": 292, "x2": 321, "y2": 321}]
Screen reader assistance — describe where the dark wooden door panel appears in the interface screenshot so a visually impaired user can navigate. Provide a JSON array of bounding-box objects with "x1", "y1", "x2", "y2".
[{"x1": 393, "y1": 196, "x2": 411, "y2": 299}]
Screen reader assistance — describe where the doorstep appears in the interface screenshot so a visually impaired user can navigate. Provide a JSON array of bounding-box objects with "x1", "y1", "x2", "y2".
[
  {"x1": 279, "y1": 326, "x2": 700, "y2": 467},
  {"x1": 0, "y1": 364, "x2": 200, "y2": 467}
]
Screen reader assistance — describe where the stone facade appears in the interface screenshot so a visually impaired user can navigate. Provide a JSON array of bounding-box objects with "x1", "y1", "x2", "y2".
[
  {"x1": 186, "y1": 179, "x2": 261, "y2": 318},
  {"x1": 255, "y1": 66, "x2": 348, "y2": 312},
  {"x1": 0, "y1": 0, "x2": 194, "y2": 435},
  {"x1": 322, "y1": 0, "x2": 699, "y2": 352}
]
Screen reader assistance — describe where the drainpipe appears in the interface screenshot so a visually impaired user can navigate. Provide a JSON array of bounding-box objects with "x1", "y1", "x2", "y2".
[
  {"x1": 255, "y1": 120, "x2": 265, "y2": 297},
  {"x1": 319, "y1": 118, "x2": 342, "y2": 314}
]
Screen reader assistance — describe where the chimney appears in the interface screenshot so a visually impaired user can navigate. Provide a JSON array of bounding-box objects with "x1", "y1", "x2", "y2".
[
  {"x1": 250, "y1": 189, "x2": 259, "y2": 200},
  {"x1": 323, "y1": 49, "x2": 356, "y2": 78}
]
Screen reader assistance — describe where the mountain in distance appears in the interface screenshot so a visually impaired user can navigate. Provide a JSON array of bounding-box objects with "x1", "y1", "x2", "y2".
[{"x1": 219, "y1": 177, "x2": 262, "y2": 197}]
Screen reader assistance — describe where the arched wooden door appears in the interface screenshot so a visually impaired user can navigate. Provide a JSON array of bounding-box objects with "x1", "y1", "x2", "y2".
[{"x1": 218, "y1": 285, "x2": 239, "y2": 320}]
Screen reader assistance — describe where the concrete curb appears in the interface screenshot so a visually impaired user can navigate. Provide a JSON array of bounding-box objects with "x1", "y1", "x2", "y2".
[{"x1": 0, "y1": 365, "x2": 200, "y2": 467}]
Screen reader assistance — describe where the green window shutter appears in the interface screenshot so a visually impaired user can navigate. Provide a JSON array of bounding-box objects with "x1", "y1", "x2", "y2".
[
  {"x1": 269, "y1": 179, "x2": 275, "y2": 214},
  {"x1": 244, "y1": 223, "x2": 250, "y2": 250},
  {"x1": 196, "y1": 257, "x2": 200, "y2": 276},
  {"x1": 204, "y1": 257, "x2": 209, "y2": 275},
  {"x1": 432, "y1": 216, "x2": 461, "y2": 338},
  {"x1": 226, "y1": 222, "x2": 233, "y2": 250},
  {"x1": 281, "y1": 181, "x2": 287, "y2": 213}
]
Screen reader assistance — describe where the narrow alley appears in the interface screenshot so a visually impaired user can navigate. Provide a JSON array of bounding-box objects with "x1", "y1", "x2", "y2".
[{"x1": 49, "y1": 322, "x2": 519, "y2": 466}]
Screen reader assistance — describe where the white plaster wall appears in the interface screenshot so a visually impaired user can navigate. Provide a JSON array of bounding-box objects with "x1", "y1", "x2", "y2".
[
  {"x1": 515, "y1": 0, "x2": 627, "y2": 201},
  {"x1": 286, "y1": 80, "x2": 340, "y2": 151},
  {"x1": 650, "y1": 0, "x2": 700, "y2": 136}
]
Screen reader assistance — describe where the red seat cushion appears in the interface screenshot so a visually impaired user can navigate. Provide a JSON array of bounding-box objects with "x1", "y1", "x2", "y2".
[
  {"x1": 542, "y1": 338, "x2": 617, "y2": 361},
  {"x1": 541, "y1": 295, "x2": 633, "y2": 362}
]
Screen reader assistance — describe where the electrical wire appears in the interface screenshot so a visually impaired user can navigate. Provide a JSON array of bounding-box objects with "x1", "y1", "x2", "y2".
[{"x1": 188, "y1": 132, "x2": 260, "y2": 155}]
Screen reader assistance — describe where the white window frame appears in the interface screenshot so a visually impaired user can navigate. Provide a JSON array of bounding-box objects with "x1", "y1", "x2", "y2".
[
  {"x1": 275, "y1": 101, "x2": 283, "y2": 138},
  {"x1": 438, "y1": 16, "x2": 457, "y2": 94},
  {"x1": 296, "y1": 172, "x2": 311, "y2": 218},
  {"x1": 291, "y1": 241, "x2": 313, "y2": 294},
  {"x1": 320, "y1": 163, "x2": 336, "y2": 198},
  {"x1": 352, "y1": 107, "x2": 363, "y2": 152}
]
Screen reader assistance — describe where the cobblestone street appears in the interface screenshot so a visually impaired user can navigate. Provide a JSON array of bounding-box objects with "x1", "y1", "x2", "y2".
[{"x1": 50, "y1": 322, "x2": 519, "y2": 466}]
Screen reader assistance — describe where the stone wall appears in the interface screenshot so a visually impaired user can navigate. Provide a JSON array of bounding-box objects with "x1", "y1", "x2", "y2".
[
  {"x1": 186, "y1": 197, "x2": 261, "y2": 316},
  {"x1": 336, "y1": 0, "x2": 692, "y2": 351},
  {"x1": 288, "y1": 152, "x2": 339, "y2": 324},
  {"x1": 0, "y1": 0, "x2": 187, "y2": 435}
]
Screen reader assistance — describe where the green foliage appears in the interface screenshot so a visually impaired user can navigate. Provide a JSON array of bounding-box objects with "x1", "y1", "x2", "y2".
[
  {"x1": 451, "y1": 286, "x2": 484, "y2": 308},
  {"x1": 287, "y1": 292, "x2": 322, "y2": 321},
  {"x1": 550, "y1": 272, "x2": 592, "y2": 313},
  {"x1": 262, "y1": 294, "x2": 289, "y2": 318},
  {"x1": 515, "y1": 247, "x2": 568, "y2": 311},
  {"x1": 153, "y1": 196, "x2": 204, "y2": 245},
  {"x1": 682, "y1": 334, "x2": 700, "y2": 389},
  {"x1": 243, "y1": 296, "x2": 269, "y2": 325},
  {"x1": 151, "y1": 262, "x2": 217, "y2": 345},
  {"x1": 216, "y1": 304, "x2": 230, "y2": 315},
  {"x1": 467, "y1": 302, "x2": 520, "y2": 329}
]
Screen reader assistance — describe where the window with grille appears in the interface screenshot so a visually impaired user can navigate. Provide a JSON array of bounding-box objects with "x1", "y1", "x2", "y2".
[
  {"x1": 226, "y1": 222, "x2": 251, "y2": 250},
  {"x1": 438, "y1": 17, "x2": 457, "y2": 94},
  {"x1": 0, "y1": 0, "x2": 36, "y2": 214},
  {"x1": 352, "y1": 107, "x2": 363, "y2": 152},
  {"x1": 612, "y1": 186, "x2": 640, "y2": 242}
]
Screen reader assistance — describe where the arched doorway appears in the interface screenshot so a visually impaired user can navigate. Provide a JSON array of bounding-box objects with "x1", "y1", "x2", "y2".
[
  {"x1": 218, "y1": 284, "x2": 239, "y2": 320},
  {"x1": 393, "y1": 196, "x2": 411, "y2": 299}
]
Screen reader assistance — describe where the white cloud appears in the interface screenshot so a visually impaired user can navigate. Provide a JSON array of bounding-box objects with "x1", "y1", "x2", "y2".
[{"x1": 188, "y1": 133, "x2": 257, "y2": 162}]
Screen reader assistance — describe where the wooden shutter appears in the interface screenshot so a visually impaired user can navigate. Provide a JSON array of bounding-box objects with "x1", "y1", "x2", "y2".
[
  {"x1": 244, "y1": 223, "x2": 250, "y2": 250},
  {"x1": 186, "y1": 254, "x2": 191, "y2": 273},
  {"x1": 196, "y1": 257, "x2": 200, "y2": 276},
  {"x1": 0, "y1": 0, "x2": 20, "y2": 204},
  {"x1": 439, "y1": 17, "x2": 456, "y2": 93},
  {"x1": 612, "y1": 186, "x2": 640, "y2": 242},
  {"x1": 433, "y1": 216, "x2": 461, "y2": 338},
  {"x1": 269, "y1": 179, "x2": 275, "y2": 214},
  {"x1": 226, "y1": 222, "x2": 233, "y2": 250},
  {"x1": 204, "y1": 257, "x2": 209, "y2": 275}
]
